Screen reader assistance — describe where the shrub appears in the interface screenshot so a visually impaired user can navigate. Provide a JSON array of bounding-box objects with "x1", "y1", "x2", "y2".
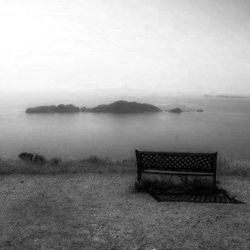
[{"x1": 217, "y1": 156, "x2": 250, "y2": 177}]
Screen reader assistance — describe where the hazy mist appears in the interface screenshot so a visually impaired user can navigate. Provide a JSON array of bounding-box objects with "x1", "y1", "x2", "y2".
[{"x1": 0, "y1": 0, "x2": 250, "y2": 107}]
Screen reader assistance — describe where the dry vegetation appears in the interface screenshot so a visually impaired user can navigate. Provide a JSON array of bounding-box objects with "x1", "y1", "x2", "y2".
[
  {"x1": 0, "y1": 156, "x2": 135, "y2": 175},
  {"x1": 217, "y1": 156, "x2": 250, "y2": 177},
  {"x1": 0, "y1": 155, "x2": 249, "y2": 177}
]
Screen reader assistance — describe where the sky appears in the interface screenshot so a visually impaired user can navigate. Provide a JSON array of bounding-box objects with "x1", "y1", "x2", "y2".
[{"x1": 0, "y1": 0, "x2": 250, "y2": 105}]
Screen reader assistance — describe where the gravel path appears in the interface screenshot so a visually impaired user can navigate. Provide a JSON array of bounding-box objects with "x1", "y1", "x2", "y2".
[{"x1": 0, "y1": 174, "x2": 249, "y2": 249}]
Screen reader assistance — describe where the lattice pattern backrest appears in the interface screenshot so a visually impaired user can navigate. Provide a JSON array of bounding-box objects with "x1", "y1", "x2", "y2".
[{"x1": 139, "y1": 153, "x2": 216, "y2": 172}]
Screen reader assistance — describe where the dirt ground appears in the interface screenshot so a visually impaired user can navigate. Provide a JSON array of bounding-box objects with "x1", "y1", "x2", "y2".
[{"x1": 0, "y1": 173, "x2": 249, "y2": 250}]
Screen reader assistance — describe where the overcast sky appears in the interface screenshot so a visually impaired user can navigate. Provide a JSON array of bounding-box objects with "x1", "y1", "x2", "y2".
[{"x1": 0, "y1": 0, "x2": 250, "y2": 104}]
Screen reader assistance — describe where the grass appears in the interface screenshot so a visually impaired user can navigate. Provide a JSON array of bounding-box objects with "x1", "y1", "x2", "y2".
[
  {"x1": 0, "y1": 154, "x2": 249, "y2": 178},
  {"x1": 0, "y1": 156, "x2": 136, "y2": 175},
  {"x1": 217, "y1": 155, "x2": 250, "y2": 177}
]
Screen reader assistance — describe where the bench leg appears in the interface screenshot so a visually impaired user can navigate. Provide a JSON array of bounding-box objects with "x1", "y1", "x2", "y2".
[
  {"x1": 213, "y1": 175, "x2": 216, "y2": 186},
  {"x1": 137, "y1": 171, "x2": 142, "y2": 182}
]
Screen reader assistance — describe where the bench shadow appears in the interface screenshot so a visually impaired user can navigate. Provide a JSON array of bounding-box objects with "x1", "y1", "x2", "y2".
[{"x1": 133, "y1": 177, "x2": 244, "y2": 204}]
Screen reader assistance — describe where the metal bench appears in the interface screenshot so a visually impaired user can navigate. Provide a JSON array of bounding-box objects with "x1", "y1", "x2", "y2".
[{"x1": 135, "y1": 150, "x2": 217, "y2": 185}]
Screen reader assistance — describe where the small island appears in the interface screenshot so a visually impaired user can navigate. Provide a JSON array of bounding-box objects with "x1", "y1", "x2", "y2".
[
  {"x1": 216, "y1": 95, "x2": 249, "y2": 99},
  {"x1": 26, "y1": 104, "x2": 81, "y2": 114},
  {"x1": 25, "y1": 101, "x2": 161, "y2": 114},
  {"x1": 167, "y1": 107, "x2": 204, "y2": 113},
  {"x1": 204, "y1": 94, "x2": 249, "y2": 99},
  {"x1": 196, "y1": 109, "x2": 204, "y2": 112},
  {"x1": 167, "y1": 108, "x2": 184, "y2": 113}
]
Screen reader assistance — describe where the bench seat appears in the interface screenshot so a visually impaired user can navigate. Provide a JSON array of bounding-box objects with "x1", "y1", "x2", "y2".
[{"x1": 141, "y1": 169, "x2": 215, "y2": 176}]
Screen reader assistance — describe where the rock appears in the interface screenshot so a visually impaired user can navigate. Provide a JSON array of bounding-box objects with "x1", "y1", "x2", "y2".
[
  {"x1": 168, "y1": 108, "x2": 184, "y2": 113},
  {"x1": 85, "y1": 155, "x2": 104, "y2": 164},
  {"x1": 18, "y1": 152, "x2": 47, "y2": 165},
  {"x1": 18, "y1": 152, "x2": 34, "y2": 162},
  {"x1": 196, "y1": 109, "x2": 204, "y2": 112},
  {"x1": 50, "y1": 157, "x2": 62, "y2": 166},
  {"x1": 33, "y1": 154, "x2": 47, "y2": 165}
]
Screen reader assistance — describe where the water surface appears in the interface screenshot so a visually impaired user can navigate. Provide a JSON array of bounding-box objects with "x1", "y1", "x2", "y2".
[{"x1": 0, "y1": 97, "x2": 250, "y2": 160}]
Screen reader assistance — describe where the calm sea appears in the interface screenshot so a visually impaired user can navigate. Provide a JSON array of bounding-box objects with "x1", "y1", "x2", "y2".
[{"x1": 0, "y1": 97, "x2": 250, "y2": 161}]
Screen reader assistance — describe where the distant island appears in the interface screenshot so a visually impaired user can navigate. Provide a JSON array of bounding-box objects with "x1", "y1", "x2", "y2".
[
  {"x1": 167, "y1": 107, "x2": 204, "y2": 113},
  {"x1": 26, "y1": 104, "x2": 81, "y2": 114},
  {"x1": 168, "y1": 108, "x2": 184, "y2": 113},
  {"x1": 216, "y1": 95, "x2": 249, "y2": 99},
  {"x1": 204, "y1": 94, "x2": 249, "y2": 99},
  {"x1": 196, "y1": 109, "x2": 204, "y2": 112},
  {"x1": 25, "y1": 101, "x2": 162, "y2": 114},
  {"x1": 83, "y1": 100, "x2": 161, "y2": 113}
]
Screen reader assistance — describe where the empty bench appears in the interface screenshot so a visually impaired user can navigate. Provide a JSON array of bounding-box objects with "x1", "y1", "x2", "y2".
[{"x1": 135, "y1": 150, "x2": 217, "y2": 185}]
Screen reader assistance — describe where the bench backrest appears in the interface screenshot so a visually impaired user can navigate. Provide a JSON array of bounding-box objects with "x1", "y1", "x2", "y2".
[{"x1": 135, "y1": 150, "x2": 217, "y2": 173}]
